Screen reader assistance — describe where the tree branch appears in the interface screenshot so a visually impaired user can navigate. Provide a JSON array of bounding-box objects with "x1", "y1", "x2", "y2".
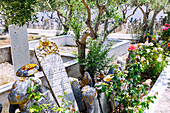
[
  {"x1": 82, "y1": 0, "x2": 96, "y2": 39},
  {"x1": 134, "y1": 0, "x2": 147, "y2": 24},
  {"x1": 55, "y1": 9, "x2": 66, "y2": 27},
  {"x1": 126, "y1": 6, "x2": 139, "y2": 19},
  {"x1": 94, "y1": 0, "x2": 102, "y2": 33},
  {"x1": 81, "y1": 32, "x2": 90, "y2": 44},
  {"x1": 55, "y1": 9, "x2": 67, "y2": 21},
  {"x1": 149, "y1": 4, "x2": 164, "y2": 30},
  {"x1": 108, "y1": 21, "x2": 125, "y2": 34}
]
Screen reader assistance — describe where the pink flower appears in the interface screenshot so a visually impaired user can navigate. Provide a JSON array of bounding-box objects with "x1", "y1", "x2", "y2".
[
  {"x1": 164, "y1": 23, "x2": 168, "y2": 26},
  {"x1": 154, "y1": 30, "x2": 156, "y2": 33},
  {"x1": 147, "y1": 60, "x2": 149, "y2": 65},
  {"x1": 143, "y1": 79, "x2": 152, "y2": 85},
  {"x1": 169, "y1": 24, "x2": 170, "y2": 27},
  {"x1": 133, "y1": 108, "x2": 138, "y2": 112},
  {"x1": 128, "y1": 44, "x2": 136, "y2": 51},
  {"x1": 163, "y1": 27, "x2": 168, "y2": 30},
  {"x1": 141, "y1": 57, "x2": 146, "y2": 62}
]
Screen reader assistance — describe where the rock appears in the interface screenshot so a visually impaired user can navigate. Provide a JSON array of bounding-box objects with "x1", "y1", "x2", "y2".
[
  {"x1": 69, "y1": 77, "x2": 84, "y2": 112},
  {"x1": 82, "y1": 85, "x2": 100, "y2": 113},
  {"x1": 82, "y1": 72, "x2": 93, "y2": 87},
  {"x1": 8, "y1": 77, "x2": 42, "y2": 111}
]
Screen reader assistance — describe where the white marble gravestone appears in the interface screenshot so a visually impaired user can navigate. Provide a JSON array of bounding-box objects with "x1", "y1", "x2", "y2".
[
  {"x1": 9, "y1": 25, "x2": 30, "y2": 77},
  {"x1": 34, "y1": 38, "x2": 78, "y2": 111}
]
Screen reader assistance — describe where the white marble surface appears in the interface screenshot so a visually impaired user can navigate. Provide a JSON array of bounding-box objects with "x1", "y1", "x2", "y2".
[{"x1": 9, "y1": 25, "x2": 30, "y2": 78}]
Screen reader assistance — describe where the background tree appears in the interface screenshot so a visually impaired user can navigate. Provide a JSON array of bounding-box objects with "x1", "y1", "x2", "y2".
[
  {"x1": 1, "y1": 0, "x2": 38, "y2": 27},
  {"x1": 130, "y1": 0, "x2": 169, "y2": 42},
  {"x1": 41, "y1": 0, "x2": 73, "y2": 35},
  {"x1": 47, "y1": 0, "x2": 140, "y2": 81}
]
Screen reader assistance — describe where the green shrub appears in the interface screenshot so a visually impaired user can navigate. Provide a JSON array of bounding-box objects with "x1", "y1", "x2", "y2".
[{"x1": 83, "y1": 38, "x2": 114, "y2": 81}]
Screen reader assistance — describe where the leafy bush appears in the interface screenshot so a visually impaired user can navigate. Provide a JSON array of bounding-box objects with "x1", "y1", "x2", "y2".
[
  {"x1": 28, "y1": 79, "x2": 77, "y2": 113},
  {"x1": 161, "y1": 23, "x2": 170, "y2": 41},
  {"x1": 83, "y1": 38, "x2": 113, "y2": 81},
  {"x1": 136, "y1": 42, "x2": 168, "y2": 80}
]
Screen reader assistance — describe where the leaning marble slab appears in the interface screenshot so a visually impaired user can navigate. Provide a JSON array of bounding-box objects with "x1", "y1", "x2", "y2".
[{"x1": 34, "y1": 38, "x2": 78, "y2": 111}]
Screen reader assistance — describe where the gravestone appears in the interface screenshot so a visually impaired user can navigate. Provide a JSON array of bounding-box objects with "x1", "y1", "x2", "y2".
[
  {"x1": 34, "y1": 38, "x2": 78, "y2": 111},
  {"x1": 9, "y1": 25, "x2": 30, "y2": 77}
]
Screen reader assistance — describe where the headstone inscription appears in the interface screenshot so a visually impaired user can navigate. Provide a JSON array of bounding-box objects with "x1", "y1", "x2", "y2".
[{"x1": 34, "y1": 38, "x2": 78, "y2": 111}]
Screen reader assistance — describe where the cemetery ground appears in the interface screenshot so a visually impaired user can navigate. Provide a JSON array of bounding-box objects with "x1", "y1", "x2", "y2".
[{"x1": 0, "y1": 28, "x2": 170, "y2": 112}]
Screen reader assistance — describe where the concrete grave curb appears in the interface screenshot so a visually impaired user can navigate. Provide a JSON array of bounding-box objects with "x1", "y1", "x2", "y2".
[{"x1": 144, "y1": 64, "x2": 170, "y2": 113}]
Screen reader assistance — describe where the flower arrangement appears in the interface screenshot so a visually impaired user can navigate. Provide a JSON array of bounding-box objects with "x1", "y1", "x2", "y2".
[
  {"x1": 161, "y1": 23, "x2": 170, "y2": 41},
  {"x1": 136, "y1": 42, "x2": 168, "y2": 81},
  {"x1": 95, "y1": 39, "x2": 169, "y2": 112}
]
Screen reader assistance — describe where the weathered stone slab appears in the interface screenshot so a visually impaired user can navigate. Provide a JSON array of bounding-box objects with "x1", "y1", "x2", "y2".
[
  {"x1": 9, "y1": 25, "x2": 30, "y2": 77},
  {"x1": 35, "y1": 38, "x2": 78, "y2": 111}
]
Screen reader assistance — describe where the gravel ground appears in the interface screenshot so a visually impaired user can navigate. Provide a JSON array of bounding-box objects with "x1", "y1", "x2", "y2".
[{"x1": 0, "y1": 62, "x2": 14, "y2": 86}]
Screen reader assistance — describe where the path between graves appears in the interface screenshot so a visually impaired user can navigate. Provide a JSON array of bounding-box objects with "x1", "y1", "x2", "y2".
[{"x1": 154, "y1": 74, "x2": 170, "y2": 112}]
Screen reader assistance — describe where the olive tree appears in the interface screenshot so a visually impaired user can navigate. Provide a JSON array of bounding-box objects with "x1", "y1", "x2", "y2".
[
  {"x1": 1, "y1": 0, "x2": 38, "y2": 27},
  {"x1": 130, "y1": 0, "x2": 169, "y2": 42}
]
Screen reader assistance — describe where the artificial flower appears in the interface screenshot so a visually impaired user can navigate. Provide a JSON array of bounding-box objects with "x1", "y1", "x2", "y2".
[
  {"x1": 152, "y1": 37, "x2": 156, "y2": 41},
  {"x1": 157, "y1": 57, "x2": 162, "y2": 62},
  {"x1": 158, "y1": 47, "x2": 163, "y2": 51},
  {"x1": 146, "y1": 49, "x2": 150, "y2": 53},
  {"x1": 153, "y1": 47, "x2": 157, "y2": 51},
  {"x1": 149, "y1": 42, "x2": 154, "y2": 46},
  {"x1": 136, "y1": 55, "x2": 140, "y2": 59},
  {"x1": 128, "y1": 44, "x2": 136, "y2": 51},
  {"x1": 143, "y1": 79, "x2": 152, "y2": 85},
  {"x1": 164, "y1": 23, "x2": 168, "y2": 26},
  {"x1": 141, "y1": 57, "x2": 146, "y2": 62},
  {"x1": 154, "y1": 30, "x2": 156, "y2": 33},
  {"x1": 146, "y1": 60, "x2": 149, "y2": 65},
  {"x1": 163, "y1": 27, "x2": 168, "y2": 30},
  {"x1": 138, "y1": 43, "x2": 143, "y2": 47},
  {"x1": 166, "y1": 57, "x2": 170, "y2": 61}
]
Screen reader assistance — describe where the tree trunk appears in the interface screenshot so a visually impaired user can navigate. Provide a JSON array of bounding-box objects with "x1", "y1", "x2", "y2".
[
  {"x1": 78, "y1": 43, "x2": 86, "y2": 77},
  {"x1": 60, "y1": 25, "x2": 69, "y2": 35},
  {"x1": 4, "y1": 16, "x2": 8, "y2": 33}
]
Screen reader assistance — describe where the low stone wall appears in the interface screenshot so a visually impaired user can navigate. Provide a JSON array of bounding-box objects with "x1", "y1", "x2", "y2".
[
  {"x1": 107, "y1": 39, "x2": 131, "y2": 58},
  {"x1": 0, "y1": 47, "x2": 75, "y2": 64},
  {"x1": 144, "y1": 64, "x2": 170, "y2": 113},
  {"x1": 0, "y1": 45, "x2": 12, "y2": 63}
]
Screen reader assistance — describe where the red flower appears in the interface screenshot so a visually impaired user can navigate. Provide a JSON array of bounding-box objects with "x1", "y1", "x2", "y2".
[
  {"x1": 167, "y1": 43, "x2": 169, "y2": 47},
  {"x1": 169, "y1": 24, "x2": 170, "y2": 27},
  {"x1": 165, "y1": 23, "x2": 168, "y2": 26},
  {"x1": 128, "y1": 44, "x2": 136, "y2": 51},
  {"x1": 163, "y1": 27, "x2": 168, "y2": 30}
]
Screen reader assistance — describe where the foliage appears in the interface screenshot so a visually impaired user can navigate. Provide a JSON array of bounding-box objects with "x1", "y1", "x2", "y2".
[
  {"x1": 129, "y1": 0, "x2": 170, "y2": 42},
  {"x1": 95, "y1": 68, "x2": 157, "y2": 113},
  {"x1": 161, "y1": 23, "x2": 170, "y2": 41},
  {"x1": 95, "y1": 39, "x2": 170, "y2": 112},
  {"x1": 136, "y1": 42, "x2": 168, "y2": 80},
  {"x1": 27, "y1": 79, "x2": 77, "y2": 113},
  {"x1": 83, "y1": 38, "x2": 113, "y2": 78},
  {"x1": 1, "y1": 0, "x2": 38, "y2": 26}
]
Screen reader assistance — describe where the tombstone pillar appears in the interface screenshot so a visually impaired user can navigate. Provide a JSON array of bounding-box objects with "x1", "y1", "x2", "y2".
[{"x1": 9, "y1": 25, "x2": 30, "y2": 78}]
